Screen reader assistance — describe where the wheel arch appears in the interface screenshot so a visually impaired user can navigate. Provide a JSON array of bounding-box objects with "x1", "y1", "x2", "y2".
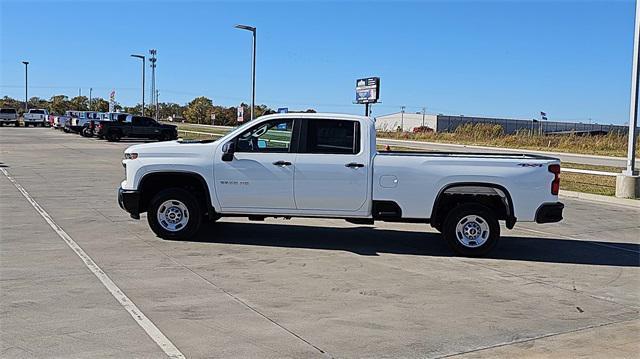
[
  {"x1": 138, "y1": 171, "x2": 216, "y2": 219},
  {"x1": 430, "y1": 182, "x2": 516, "y2": 230}
]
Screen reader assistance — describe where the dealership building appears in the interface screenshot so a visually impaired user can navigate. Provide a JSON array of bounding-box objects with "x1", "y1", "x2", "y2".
[{"x1": 374, "y1": 112, "x2": 632, "y2": 135}]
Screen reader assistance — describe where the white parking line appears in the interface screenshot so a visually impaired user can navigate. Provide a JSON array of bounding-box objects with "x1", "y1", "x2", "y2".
[{"x1": 1, "y1": 168, "x2": 185, "y2": 359}]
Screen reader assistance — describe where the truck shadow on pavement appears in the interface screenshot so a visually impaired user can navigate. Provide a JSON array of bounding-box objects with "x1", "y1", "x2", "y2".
[{"x1": 187, "y1": 222, "x2": 640, "y2": 267}]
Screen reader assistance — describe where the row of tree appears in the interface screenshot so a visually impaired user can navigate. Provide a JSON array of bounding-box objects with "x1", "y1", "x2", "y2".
[{"x1": 0, "y1": 95, "x2": 316, "y2": 126}]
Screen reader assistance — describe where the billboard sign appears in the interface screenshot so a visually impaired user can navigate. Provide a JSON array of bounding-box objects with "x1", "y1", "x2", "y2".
[
  {"x1": 355, "y1": 77, "x2": 380, "y2": 104},
  {"x1": 277, "y1": 107, "x2": 288, "y2": 113},
  {"x1": 237, "y1": 106, "x2": 244, "y2": 123}
]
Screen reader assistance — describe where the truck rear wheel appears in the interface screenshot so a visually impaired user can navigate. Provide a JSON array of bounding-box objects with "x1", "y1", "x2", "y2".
[
  {"x1": 147, "y1": 188, "x2": 202, "y2": 240},
  {"x1": 442, "y1": 203, "x2": 499, "y2": 257}
]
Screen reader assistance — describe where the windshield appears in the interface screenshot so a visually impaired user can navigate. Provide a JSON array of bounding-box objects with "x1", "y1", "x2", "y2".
[{"x1": 0, "y1": 109, "x2": 16, "y2": 114}]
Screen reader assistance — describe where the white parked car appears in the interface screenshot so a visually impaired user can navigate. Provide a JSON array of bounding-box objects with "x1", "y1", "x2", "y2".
[
  {"x1": 118, "y1": 113, "x2": 564, "y2": 256},
  {"x1": 23, "y1": 109, "x2": 49, "y2": 127}
]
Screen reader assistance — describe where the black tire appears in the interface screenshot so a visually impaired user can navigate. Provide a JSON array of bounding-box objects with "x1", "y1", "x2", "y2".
[
  {"x1": 107, "y1": 131, "x2": 121, "y2": 142},
  {"x1": 442, "y1": 203, "x2": 500, "y2": 257},
  {"x1": 0, "y1": 122, "x2": 3, "y2": 127},
  {"x1": 147, "y1": 188, "x2": 202, "y2": 240},
  {"x1": 15, "y1": 121, "x2": 19, "y2": 127},
  {"x1": 24, "y1": 123, "x2": 29, "y2": 127}
]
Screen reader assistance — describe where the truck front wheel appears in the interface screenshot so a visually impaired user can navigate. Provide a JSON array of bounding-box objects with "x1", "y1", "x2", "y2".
[
  {"x1": 147, "y1": 188, "x2": 202, "y2": 240},
  {"x1": 442, "y1": 203, "x2": 499, "y2": 257}
]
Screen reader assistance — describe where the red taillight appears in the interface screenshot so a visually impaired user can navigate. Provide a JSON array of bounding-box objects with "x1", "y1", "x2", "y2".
[{"x1": 549, "y1": 164, "x2": 560, "y2": 195}]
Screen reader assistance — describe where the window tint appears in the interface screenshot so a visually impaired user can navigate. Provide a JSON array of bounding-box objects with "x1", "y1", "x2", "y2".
[
  {"x1": 30, "y1": 110, "x2": 45, "y2": 114},
  {"x1": 236, "y1": 119, "x2": 293, "y2": 153},
  {"x1": 303, "y1": 119, "x2": 360, "y2": 154},
  {"x1": 0, "y1": 109, "x2": 16, "y2": 114},
  {"x1": 131, "y1": 116, "x2": 144, "y2": 126}
]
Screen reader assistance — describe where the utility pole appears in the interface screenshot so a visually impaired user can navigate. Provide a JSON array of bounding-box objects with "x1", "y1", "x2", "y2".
[
  {"x1": 156, "y1": 90, "x2": 159, "y2": 120},
  {"x1": 149, "y1": 49, "x2": 157, "y2": 119},
  {"x1": 89, "y1": 88, "x2": 93, "y2": 111},
  {"x1": 422, "y1": 107, "x2": 426, "y2": 127},
  {"x1": 401, "y1": 106, "x2": 406, "y2": 132},
  {"x1": 22, "y1": 61, "x2": 29, "y2": 113},
  {"x1": 617, "y1": 0, "x2": 640, "y2": 198}
]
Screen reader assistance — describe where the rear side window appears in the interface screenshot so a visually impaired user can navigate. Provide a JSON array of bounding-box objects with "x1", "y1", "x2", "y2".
[{"x1": 302, "y1": 119, "x2": 360, "y2": 154}]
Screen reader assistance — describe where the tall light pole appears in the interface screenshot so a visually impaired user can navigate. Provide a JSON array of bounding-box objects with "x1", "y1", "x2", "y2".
[
  {"x1": 617, "y1": 0, "x2": 640, "y2": 198},
  {"x1": 625, "y1": 0, "x2": 639, "y2": 176},
  {"x1": 401, "y1": 106, "x2": 406, "y2": 132},
  {"x1": 235, "y1": 24, "x2": 256, "y2": 121},
  {"x1": 131, "y1": 54, "x2": 146, "y2": 116},
  {"x1": 22, "y1": 61, "x2": 29, "y2": 113},
  {"x1": 422, "y1": 107, "x2": 426, "y2": 127},
  {"x1": 89, "y1": 87, "x2": 93, "y2": 111}
]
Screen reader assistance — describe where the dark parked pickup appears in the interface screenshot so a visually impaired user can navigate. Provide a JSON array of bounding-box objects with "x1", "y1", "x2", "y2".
[{"x1": 96, "y1": 115, "x2": 178, "y2": 142}]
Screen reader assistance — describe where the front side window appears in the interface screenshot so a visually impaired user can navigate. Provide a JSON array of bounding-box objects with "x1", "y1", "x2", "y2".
[
  {"x1": 303, "y1": 119, "x2": 360, "y2": 154},
  {"x1": 236, "y1": 119, "x2": 293, "y2": 153}
]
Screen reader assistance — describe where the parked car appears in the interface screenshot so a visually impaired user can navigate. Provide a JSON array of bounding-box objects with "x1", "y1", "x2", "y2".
[
  {"x1": 77, "y1": 111, "x2": 102, "y2": 137},
  {"x1": 99, "y1": 115, "x2": 177, "y2": 142},
  {"x1": 23, "y1": 109, "x2": 49, "y2": 127},
  {"x1": 0, "y1": 108, "x2": 19, "y2": 126},
  {"x1": 93, "y1": 112, "x2": 129, "y2": 138},
  {"x1": 118, "y1": 113, "x2": 564, "y2": 257},
  {"x1": 59, "y1": 111, "x2": 80, "y2": 132}
]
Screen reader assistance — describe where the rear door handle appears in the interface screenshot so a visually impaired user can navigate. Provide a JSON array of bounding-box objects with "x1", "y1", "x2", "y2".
[
  {"x1": 345, "y1": 162, "x2": 365, "y2": 168},
  {"x1": 272, "y1": 160, "x2": 292, "y2": 166}
]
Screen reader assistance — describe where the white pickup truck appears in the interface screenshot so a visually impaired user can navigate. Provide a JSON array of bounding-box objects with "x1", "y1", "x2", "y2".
[
  {"x1": 0, "y1": 108, "x2": 19, "y2": 126},
  {"x1": 23, "y1": 109, "x2": 49, "y2": 127},
  {"x1": 119, "y1": 113, "x2": 563, "y2": 256}
]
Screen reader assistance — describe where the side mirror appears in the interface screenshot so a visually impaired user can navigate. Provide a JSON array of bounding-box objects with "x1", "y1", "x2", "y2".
[{"x1": 222, "y1": 141, "x2": 236, "y2": 162}]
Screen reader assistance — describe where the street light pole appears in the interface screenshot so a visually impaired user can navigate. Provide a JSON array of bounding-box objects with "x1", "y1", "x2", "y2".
[
  {"x1": 89, "y1": 87, "x2": 93, "y2": 111},
  {"x1": 401, "y1": 106, "x2": 406, "y2": 132},
  {"x1": 22, "y1": 61, "x2": 29, "y2": 113},
  {"x1": 131, "y1": 54, "x2": 146, "y2": 116},
  {"x1": 235, "y1": 24, "x2": 256, "y2": 121}
]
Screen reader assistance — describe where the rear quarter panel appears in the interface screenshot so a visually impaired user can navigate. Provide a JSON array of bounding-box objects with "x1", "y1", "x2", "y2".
[{"x1": 373, "y1": 154, "x2": 559, "y2": 221}]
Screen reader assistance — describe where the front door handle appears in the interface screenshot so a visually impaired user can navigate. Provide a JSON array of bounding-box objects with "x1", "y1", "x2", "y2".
[
  {"x1": 273, "y1": 160, "x2": 292, "y2": 166},
  {"x1": 345, "y1": 162, "x2": 365, "y2": 168}
]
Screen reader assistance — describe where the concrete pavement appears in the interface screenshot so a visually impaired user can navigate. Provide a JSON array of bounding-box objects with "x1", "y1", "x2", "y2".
[{"x1": 1, "y1": 127, "x2": 639, "y2": 358}]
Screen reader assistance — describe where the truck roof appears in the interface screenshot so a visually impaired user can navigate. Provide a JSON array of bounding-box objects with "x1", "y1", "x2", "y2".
[{"x1": 258, "y1": 112, "x2": 372, "y2": 122}]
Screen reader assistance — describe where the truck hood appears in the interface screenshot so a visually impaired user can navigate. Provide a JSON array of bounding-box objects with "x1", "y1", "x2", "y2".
[{"x1": 125, "y1": 140, "x2": 219, "y2": 158}]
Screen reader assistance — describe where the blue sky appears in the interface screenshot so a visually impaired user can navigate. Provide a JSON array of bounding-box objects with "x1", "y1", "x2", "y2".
[{"x1": 0, "y1": 0, "x2": 635, "y2": 124}]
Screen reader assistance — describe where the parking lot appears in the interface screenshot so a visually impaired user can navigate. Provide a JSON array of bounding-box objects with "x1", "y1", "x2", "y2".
[{"x1": 1, "y1": 127, "x2": 639, "y2": 358}]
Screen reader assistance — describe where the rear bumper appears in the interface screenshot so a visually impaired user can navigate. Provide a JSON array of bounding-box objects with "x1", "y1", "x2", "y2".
[
  {"x1": 535, "y1": 202, "x2": 564, "y2": 224},
  {"x1": 118, "y1": 187, "x2": 141, "y2": 219}
]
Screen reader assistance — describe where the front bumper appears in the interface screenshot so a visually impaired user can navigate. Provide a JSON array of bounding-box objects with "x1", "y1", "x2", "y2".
[
  {"x1": 118, "y1": 187, "x2": 141, "y2": 219},
  {"x1": 535, "y1": 202, "x2": 564, "y2": 224}
]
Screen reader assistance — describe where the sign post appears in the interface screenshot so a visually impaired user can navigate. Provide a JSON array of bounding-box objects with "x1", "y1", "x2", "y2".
[{"x1": 355, "y1": 77, "x2": 380, "y2": 116}]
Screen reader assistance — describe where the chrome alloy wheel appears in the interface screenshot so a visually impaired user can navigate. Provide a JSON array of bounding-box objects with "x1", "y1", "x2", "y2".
[
  {"x1": 455, "y1": 215, "x2": 490, "y2": 248},
  {"x1": 157, "y1": 199, "x2": 189, "y2": 232}
]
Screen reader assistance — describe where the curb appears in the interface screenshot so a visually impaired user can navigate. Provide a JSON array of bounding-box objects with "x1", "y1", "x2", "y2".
[{"x1": 559, "y1": 190, "x2": 640, "y2": 208}]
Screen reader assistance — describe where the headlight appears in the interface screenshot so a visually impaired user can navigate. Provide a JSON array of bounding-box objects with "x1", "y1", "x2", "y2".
[{"x1": 124, "y1": 152, "x2": 138, "y2": 160}]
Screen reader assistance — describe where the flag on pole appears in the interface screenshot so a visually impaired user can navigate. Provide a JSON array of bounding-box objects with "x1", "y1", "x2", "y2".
[{"x1": 540, "y1": 111, "x2": 547, "y2": 116}]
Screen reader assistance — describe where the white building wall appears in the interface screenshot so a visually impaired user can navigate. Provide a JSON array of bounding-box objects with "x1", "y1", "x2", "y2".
[{"x1": 375, "y1": 113, "x2": 438, "y2": 132}]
